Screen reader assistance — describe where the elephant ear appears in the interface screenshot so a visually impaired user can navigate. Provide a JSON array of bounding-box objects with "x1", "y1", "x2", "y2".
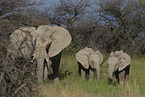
[
  {"x1": 9, "y1": 27, "x2": 36, "y2": 57},
  {"x1": 48, "y1": 26, "x2": 72, "y2": 57},
  {"x1": 95, "y1": 51, "x2": 103, "y2": 64},
  {"x1": 76, "y1": 47, "x2": 94, "y2": 69},
  {"x1": 118, "y1": 53, "x2": 131, "y2": 71}
]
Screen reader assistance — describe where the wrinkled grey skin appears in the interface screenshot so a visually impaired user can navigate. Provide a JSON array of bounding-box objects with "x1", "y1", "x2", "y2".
[
  {"x1": 108, "y1": 51, "x2": 131, "y2": 85},
  {"x1": 76, "y1": 48, "x2": 103, "y2": 81}
]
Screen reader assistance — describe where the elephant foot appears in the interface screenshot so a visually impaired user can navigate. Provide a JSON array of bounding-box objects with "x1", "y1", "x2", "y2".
[
  {"x1": 81, "y1": 69, "x2": 86, "y2": 80},
  {"x1": 54, "y1": 77, "x2": 59, "y2": 82},
  {"x1": 108, "y1": 78, "x2": 114, "y2": 85}
]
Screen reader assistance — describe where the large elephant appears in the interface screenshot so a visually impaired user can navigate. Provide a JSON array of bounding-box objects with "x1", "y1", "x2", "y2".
[
  {"x1": 8, "y1": 25, "x2": 72, "y2": 83},
  {"x1": 75, "y1": 47, "x2": 103, "y2": 81},
  {"x1": 108, "y1": 50, "x2": 131, "y2": 85}
]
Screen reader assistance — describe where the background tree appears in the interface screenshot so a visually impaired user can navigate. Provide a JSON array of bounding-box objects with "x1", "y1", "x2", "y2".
[
  {"x1": 92, "y1": 0, "x2": 145, "y2": 55},
  {"x1": 0, "y1": 0, "x2": 50, "y2": 52},
  {"x1": 47, "y1": 0, "x2": 91, "y2": 38}
]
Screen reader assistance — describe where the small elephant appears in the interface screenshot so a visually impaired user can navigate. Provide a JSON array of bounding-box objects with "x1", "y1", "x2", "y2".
[
  {"x1": 8, "y1": 25, "x2": 72, "y2": 83},
  {"x1": 75, "y1": 47, "x2": 103, "y2": 81},
  {"x1": 108, "y1": 50, "x2": 131, "y2": 85}
]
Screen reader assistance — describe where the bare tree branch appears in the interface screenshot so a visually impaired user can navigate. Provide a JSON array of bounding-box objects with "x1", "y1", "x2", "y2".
[{"x1": 11, "y1": 83, "x2": 26, "y2": 97}]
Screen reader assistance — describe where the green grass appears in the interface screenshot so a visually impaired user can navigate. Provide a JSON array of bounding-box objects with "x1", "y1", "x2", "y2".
[{"x1": 39, "y1": 53, "x2": 145, "y2": 97}]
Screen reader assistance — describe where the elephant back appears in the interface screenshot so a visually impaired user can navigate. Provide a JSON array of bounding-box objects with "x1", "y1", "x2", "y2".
[
  {"x1": 48, "y1": 26, "x2": 72, "y2": 57},
  {"x1": 76, "y1": 47, "x2": 94, "y2": 69},
  {"x1": 9, "y1": 27, "x2": 36, "y2": 57}
]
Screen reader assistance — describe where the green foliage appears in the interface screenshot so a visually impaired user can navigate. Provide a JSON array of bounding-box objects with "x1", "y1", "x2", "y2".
[{"x1": 39, "y1": 54, "x2": 145, "y2": 97}]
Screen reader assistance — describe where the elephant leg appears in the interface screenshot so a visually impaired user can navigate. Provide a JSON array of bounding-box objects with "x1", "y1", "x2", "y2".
[
  {"x1": 114, "y1": 70, "x2": 119, "y2": 84},
  {"x1": 77, "y1": 62, "x2": 82, "y2": 76},
  {"x1": 77, "y1": 61, "x2": 88, "y2": 80},
  {"x1": 89, "y1": 69, "x2": 94, "y2": 81},
  {"x1": 81, "y1": 69, "x2": 86, "y2": 80},
  {"x1": 96, "y1": 65, "x2": 100, "y2": 80},
  {"x1": 37, "y1": 59, "x2": 44, "y2": 83},
  {"x1": 50, "y1": 52, "x2": 62, "y2": 81},
  {"x1": 125, "y1": 74, "x2": 129, "y2": 85},
  {"x1": 108, "y1": 66, "x2": 115, "y2": 85},
  {"x1": 124, "y1": 65, "x2": 130, "y2": 85},
  {"x1": 43, "y1": 59, "x2": 49, "y2": 81},
  {"x1": 119, "y1": 70, "x2": 125, "y2": 85}
]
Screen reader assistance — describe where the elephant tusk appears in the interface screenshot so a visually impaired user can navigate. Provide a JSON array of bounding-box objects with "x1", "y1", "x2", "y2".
[
  {"x1": 46, "y1": 58, "x2": 49, "y2": 63},
  {"x1": 31, "y1": 56, "x2": 35, "y2": 62}
]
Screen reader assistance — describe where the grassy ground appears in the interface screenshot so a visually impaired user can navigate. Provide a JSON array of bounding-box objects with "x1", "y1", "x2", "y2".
[{"x1": 39, "y1": 53, "x2": 145, "y2": 97}]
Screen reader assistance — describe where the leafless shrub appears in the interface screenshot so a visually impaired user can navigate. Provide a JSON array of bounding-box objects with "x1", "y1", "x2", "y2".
[{"x1": 0, "y1": 52, "x2": 38, "y2": 97}]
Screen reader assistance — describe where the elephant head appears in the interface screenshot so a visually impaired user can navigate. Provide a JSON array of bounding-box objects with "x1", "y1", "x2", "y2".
[
  {"x1": 109, "y1": 50, "x2": 131, "y2": 71},
  {"x1": 33, "y1": 25, "x2": 72, "y2": 63},
  {"x1": 33, "y1": 25, "x2": 53, "y2": 61},
  {"x1": 75, "y1": 47, "x2": 94, "y2": 69},
  {"x1": 89, "y1": 51, "x2": 103, "y2": 69}
]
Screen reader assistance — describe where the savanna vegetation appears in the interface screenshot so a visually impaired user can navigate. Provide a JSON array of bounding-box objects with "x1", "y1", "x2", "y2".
[
  {"x1": 39, "y1": 52, "x2": 145, "y2": 97},
  {"x1": 0, "y1": 0, "x2": 145, "y2": 96}
]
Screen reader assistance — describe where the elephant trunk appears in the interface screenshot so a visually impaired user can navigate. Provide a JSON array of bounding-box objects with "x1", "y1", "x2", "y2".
[
  {"x1": 108, "y1": 65, "x2": 115, "y2": 85},
  {"x1": 96, "y1": 65, "x2": 100, "y2": 80}
]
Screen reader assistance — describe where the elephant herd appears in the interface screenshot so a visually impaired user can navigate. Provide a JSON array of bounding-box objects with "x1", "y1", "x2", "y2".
[
  {"x1": 76, "y1": 48, "x2": 131, "y2": 85},
  {"x1": 8, "y1": 25, "x2": 131, "y2": 85}
]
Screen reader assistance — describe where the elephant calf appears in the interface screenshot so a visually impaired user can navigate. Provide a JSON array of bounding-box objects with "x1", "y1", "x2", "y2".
[
  {"x1": 75, "y1": 47, "x2": 103, "y2": 81},
  {"x1": 108, "y1": 50, "x2": 131, "y2": 85}
]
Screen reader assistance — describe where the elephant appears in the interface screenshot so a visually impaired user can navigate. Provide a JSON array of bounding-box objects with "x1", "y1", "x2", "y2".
[
  {"x1": 75, "y1": 47, "x2": 103, "y2": 81},
  {"x1": 8, "y1": 25, "x2": 72, "y2": 83},
  {"x1": 108, "y1": 50, "x2": 131, "y2": 85}
]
